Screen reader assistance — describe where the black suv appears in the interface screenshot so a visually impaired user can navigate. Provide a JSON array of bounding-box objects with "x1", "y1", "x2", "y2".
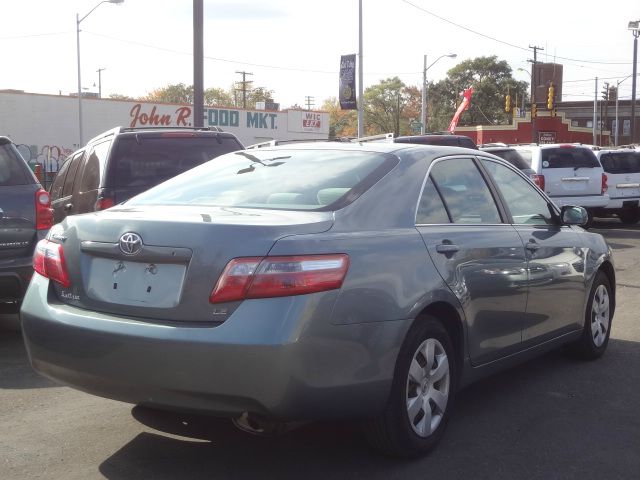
[
  {"x1": 394, "y1": 133, "x2": 478, "y2": 149},
  {"x1": 50, "y1": 127, "x2": 244, "y2": 223},
  {"x1": 0, "y1": 137, "x2": 53, "y2": 307}
]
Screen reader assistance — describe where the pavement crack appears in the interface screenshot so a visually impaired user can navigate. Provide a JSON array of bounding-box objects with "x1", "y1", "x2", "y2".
[{"x1": 617, "y1": 283, "x2": 640, "y2": 289}]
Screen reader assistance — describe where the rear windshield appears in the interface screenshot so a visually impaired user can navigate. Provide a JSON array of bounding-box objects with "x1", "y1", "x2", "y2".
[
  {"x1": 128, "y1": 149, "x2": 398, "y2": 211},
  {"x1": 540, "y1": 147, "x2": 600, "y2": 169},
  {"x1": 0, "y1": 144, "x2": 32, "y2": 186},
  {"x1": 486, "y1": 149, "x2": 531, "y2": 169},
  {"x1": 108, "y1": 135, "x2": 243, "y2": 188},
  {"x1": 599, "y1": 152, "x2": 640, "y2": 174}
]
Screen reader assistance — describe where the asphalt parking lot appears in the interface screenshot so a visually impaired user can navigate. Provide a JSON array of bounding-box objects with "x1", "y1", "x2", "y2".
[{"x1": 1, "y1": 219, "x2": 639, "y2": 480}]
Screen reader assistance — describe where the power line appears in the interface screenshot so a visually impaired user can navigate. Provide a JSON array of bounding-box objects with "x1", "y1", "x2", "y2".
[
  {"x1": 0, "y1": 31, "x2": 71, "y2": 40},
  {"x1": 400, "y1": 0, "x2": 633, "y2": 66}
]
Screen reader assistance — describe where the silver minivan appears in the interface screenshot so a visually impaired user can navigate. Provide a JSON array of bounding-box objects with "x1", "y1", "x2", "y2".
[
  {"x1": 594, "y1": 149, "x2": 640, "y2": 224},
  {"x1": 512, "y1": 144, "x2": 609, "y2": 224}
]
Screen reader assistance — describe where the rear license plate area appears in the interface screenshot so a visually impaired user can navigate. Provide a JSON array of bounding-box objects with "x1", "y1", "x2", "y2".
[{"x1": 86, "y1": 258, "x2": 186, "y2": 308}]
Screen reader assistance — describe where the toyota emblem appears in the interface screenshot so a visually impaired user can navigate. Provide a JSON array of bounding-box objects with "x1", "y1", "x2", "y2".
[{"x1": 119, "y1": 232, "x2": 143, "y2": 255}]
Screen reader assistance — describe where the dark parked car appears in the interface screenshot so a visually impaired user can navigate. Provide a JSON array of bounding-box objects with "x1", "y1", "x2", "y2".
[
  {"x1": 22, "y1": 143, "x2": 614, "y2": 457},
  {"x1": 0, "y1": 136, "x2": 52, "y2": 308},
  {"x1": 49, "y1": 126, "x2": 244, "y2": 223},
  {"x1": 479, "y1": 145, "x2": 536, "y2": 178},
  {"x1": 394, "y1": 133, "x2": 478, "y2": 149}
]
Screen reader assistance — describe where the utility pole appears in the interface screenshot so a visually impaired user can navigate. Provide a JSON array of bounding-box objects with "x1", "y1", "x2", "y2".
[
  {"x1": 528, "y1": 45, "x2": 544, "y2": 143},
  {"x1": 193, "y1": 0, "x2": 204, "y2": 127},
  {"x1": 96, "y1": 68, "x2": 105, "y2": 98},
  {"x1": 235, "y1": 71, "x2": 253, "y2": 109},
  {"x1": 305, "y1": 96, "x2": 315, "y2": 110}
]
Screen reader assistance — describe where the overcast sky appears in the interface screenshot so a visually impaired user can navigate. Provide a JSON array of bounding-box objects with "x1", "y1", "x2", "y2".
[{"x1": 2, "y1": 0, "x2": 639, "y2": 109}]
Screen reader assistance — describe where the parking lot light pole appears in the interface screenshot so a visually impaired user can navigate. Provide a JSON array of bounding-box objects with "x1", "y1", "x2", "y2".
[
  {"x1": 615, "y1": 74, "x2": 633, "y2": 146},
  {"x1": 76, "y1": 0, "x2": 124, "y2": 147},
  {"x1": 421, "y1": 53, "x2": 457, "y2": 135}
]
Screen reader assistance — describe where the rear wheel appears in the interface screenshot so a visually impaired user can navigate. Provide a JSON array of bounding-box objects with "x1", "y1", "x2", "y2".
[
  {"x1": 363, "y1": 316, "x2": 456, "y2": 457},
  {"x1": 618, "y1": 210, "x2": 640, "y2": 224},
  {"x1": 569, "y1": 272, "x2": 613, "y2": 360}
]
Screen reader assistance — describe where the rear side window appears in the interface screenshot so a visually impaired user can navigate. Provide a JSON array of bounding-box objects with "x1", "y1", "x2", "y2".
[
  {"x1": 599, "y1": 152, "x2": 640, "y2": 174},
  {"x1": 61, "y1": 152, "x2": 84, "y2": 197},
  {"x1": 487, "y1": 149, "x2": 531, "y2": 169},
  {"x1": 541, "y1": 148, "x2": 600, "y2": 169},
  {"x1": 77, "y1": 140, "x2": 111, "y2": 193},
  {"x1": 109, "y1": 135, "x2": 243, "y2": 188},
  {"x1": 416, "y1": 177, "x2": 451, "y2": 224},
  {"x1": 0, "y1": 144, "x2": 32, "y2": 186}
]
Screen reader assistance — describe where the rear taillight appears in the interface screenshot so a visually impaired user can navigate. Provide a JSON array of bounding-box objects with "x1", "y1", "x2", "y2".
[
  {"x1": 532, "y1": 174, "x2": 545, "y2": 191},
  {"x1": 95, "y1": 196, "x2": 115, "y2": 211},
  {"x1": 33, "y1": 239, "x2": 70, "y2": 288},
  {"x1": 601, "y1": 173, "x2": 608, "y2": 194},
  {"x1": 35, "y1": 188, "x2": 53, "y2": 230},
  {"x1": 210, "y1": 254, "x2": 350, "y2": 304}
]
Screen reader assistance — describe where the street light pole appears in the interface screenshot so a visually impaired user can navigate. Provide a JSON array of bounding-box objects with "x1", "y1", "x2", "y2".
[
  {"x1": 421, "y1": 53, "x2": 456, "y2": 135},
  {"x1": 76, "y1": 0, "x2": 123, "y2": 146}
]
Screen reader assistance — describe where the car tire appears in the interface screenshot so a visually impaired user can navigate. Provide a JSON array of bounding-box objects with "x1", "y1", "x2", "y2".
[
  {"x1": 569, "y1": 272, "x2": 613, "y2": 360},
  {"x1": 363, "y1": 316, "x2": 456, "y2": 457},
  {"x1": 618, "y1": 210, "x2": 640, "y2": 224}
]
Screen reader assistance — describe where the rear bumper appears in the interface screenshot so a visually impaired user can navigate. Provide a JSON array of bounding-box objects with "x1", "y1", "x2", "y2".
[
  {"x1": 21, "y1": 274, "x2": 409, "y2": 420},
  {"x1": 550, "y1": 195, "x2": 609, "y2": 209},
  {"x1": 0, "y1": 255, "x2": 34, "y2": 302},
  {"x1": 604, "y1": 196, "x2": 640, "y2": 210}
]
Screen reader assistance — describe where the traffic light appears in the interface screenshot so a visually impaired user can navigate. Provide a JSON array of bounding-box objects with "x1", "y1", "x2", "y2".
[
  {"x1": 505, "y1": 94, "x2": 511, "y2": 112},
  {"x1": 547, "y1": 83, "x2": 555, "y2": 110},
  {"x1": 531, "y1": 103, "x2": 537, "y2": 118}
]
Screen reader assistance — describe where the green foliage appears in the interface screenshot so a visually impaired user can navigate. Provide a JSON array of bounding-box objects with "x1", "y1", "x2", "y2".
[
  {"x1": 108, "y1": 93, "x2": 136, "y2": 101},
  {"x1": 428, "y1": 56, "x2": 528, "y2": 130},
  {"x1": 364, "y1": 77, "x2": 421, "y2": 136}
]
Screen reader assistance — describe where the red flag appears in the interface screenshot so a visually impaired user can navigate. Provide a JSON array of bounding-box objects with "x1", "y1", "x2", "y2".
[{"x1": 448, "y1": 87, "x2": 474, "y2": 133}]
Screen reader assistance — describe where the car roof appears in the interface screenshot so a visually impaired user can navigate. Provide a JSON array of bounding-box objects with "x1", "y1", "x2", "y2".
[{"x1": 248, "y1": 141, "x2": 481, "y2": 157}]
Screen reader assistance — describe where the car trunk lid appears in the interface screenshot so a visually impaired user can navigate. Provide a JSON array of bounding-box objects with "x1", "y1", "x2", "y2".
[{"x1": 50, "y1": 205, "x2": 334, "y2": 323}]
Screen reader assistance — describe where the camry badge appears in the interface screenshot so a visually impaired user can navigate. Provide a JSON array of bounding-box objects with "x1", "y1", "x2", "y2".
[{"x1": 119, "y1": 232, "x2": 143, "y2": 255}]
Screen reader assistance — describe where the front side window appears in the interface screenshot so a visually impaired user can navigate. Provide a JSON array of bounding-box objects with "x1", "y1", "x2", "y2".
[
  {"x1": 128, "y1": 149, "x2": 398, "y2": 211},
  {"x1": 481, "y1": 159, "x2": 554, "y2": 225},
  {"x1": 429, "y1": 158, "x2": 501, "y2": 224}
]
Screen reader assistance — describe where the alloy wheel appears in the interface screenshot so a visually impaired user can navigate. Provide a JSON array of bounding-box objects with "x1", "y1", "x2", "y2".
[
  {"x1": 405, "y1": 338, "x2": 450, "y2": 437},
  {"x1": 591, "y1": 284, "x2": 610, "y2": 347}
]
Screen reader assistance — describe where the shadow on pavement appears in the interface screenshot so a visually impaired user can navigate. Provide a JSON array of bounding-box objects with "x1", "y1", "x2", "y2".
[
  {"x1": 99, "y1": 338, "x2": 640, "y2": 480},
  {"x1": 0, "y1": 321, "x2": 57, "y2": 390}
]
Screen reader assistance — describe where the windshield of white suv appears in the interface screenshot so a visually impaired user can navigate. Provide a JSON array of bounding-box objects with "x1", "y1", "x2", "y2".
[
  {"x1": 540, "y1": 148, "x2": 600, "y2": 169},
  {"x1": 599, "y1": 151, "x2": 640, "y2": 174}
]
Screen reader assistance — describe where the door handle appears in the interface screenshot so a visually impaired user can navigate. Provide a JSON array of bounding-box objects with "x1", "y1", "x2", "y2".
[
  {"x1": 526, "y1": 242, "x2": 540, "y2": 252},
  {"x1": 436, "y1": 243, "x2": 460, "y2": 254},
  {"x1": 64, "y1": 203, "x2": 73, "y2": 211}
]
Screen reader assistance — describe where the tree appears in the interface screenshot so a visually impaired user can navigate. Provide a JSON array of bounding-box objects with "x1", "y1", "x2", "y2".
[
  {"x1": 108, "y1": 93, "x2": 136, "y2": 101},
  {"x1": 428, "y1": 56, "x2": 528, "y2": 130},
  {"x1": 143, "y1": 83, "x2": 193, "y2": 104},
  {"x1": 245, "y1": 87, "x2": 275, "y2": 109},
  {"x1": 364, "y1": 77, "x2": 421, "y2": 136},
  {"x1": 204, "y1": 87, "x2": 234, "y2": 107},
  {"x1": 321, "y1": 97, "x2": 357, "y2": 139}
]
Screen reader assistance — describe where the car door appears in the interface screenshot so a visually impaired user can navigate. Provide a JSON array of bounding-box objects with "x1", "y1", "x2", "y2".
[
  {"x1": 479, "y1": 157, "x2": 586, "y2": 345},
  {"x1": 416, "y1": 156, "x2": 528, "y2": 366},
  {"x1": 51, "y1": 150, "x2": 84, "y2": 223},
  {"x1": 72, "y1": 140, "x2": 111, "y2": 214}
]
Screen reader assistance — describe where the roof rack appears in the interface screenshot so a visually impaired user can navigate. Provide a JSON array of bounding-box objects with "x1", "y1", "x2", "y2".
[
  {"x1": 245, "y1": 138, "x2": 337, "y2": 149},
  {"x1": 350, "y1": 133, "x2": 395, "y2": 144}
]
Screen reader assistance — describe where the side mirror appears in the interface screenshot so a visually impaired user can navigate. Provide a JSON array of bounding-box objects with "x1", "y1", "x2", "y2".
[{"x1": 561, "y1": 205, "x2": 588, "y2": 226}]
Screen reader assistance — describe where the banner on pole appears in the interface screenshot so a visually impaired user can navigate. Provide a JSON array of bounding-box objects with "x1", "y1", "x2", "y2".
[{"x1": 339, "y1": 54, "x2": 357, "y2": 110}]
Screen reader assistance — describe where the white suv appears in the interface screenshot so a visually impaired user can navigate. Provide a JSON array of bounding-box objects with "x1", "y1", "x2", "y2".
[
  {"x1": 512, "y1": 144, "x2": 609, "y2": 223},
  {"x1": 594, "y1": 149, "x2": 640, "y2": 224}
]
